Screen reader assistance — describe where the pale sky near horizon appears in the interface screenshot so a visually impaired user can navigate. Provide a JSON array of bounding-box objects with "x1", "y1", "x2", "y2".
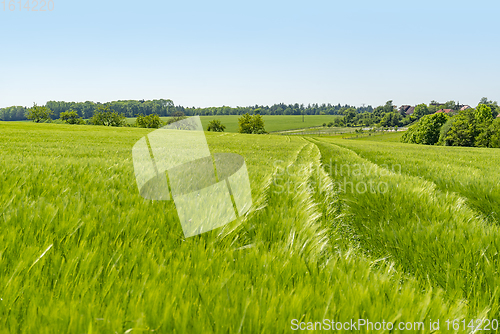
[{"x1": 1, "y1": 0, "x2": 499, "y2": 109}]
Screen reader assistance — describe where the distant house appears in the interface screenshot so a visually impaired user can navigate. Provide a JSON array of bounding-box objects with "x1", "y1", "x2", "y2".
[
  {"x1": 398, "y1": 105, "x2": 415, "y2": 115},
  {"x1": 460, "y1": 105, "x2": 471, "y2": 111},
  {"x1": 435, "y1": 109, "x2": 454, "y2": 114},
  {"x1": 399, "y1": 105, "x2": 411, "y2": 113}
]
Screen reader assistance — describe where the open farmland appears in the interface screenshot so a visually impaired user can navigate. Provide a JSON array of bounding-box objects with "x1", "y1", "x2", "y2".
[
  {"x1": 2, "y1": 121, "x2": 500, "y2": 333},
  {"x1": 126, "y1": 115, "x2": 341, "y2": 133}
]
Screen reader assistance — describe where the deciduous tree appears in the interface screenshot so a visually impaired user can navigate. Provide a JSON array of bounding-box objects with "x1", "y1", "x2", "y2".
[
  {"x1": 444, "y1": 109, "x2": 478, "y2": 147},
  {"x1": 238, "y1": 113, "x2": 266, "y2": 134},
  {"x1": 90, "y1": 105, "x2": 126, "y2": 127},
  {"x1": 413, "y1": 104, "x2": 429, "y2": 119},
  {"x1": 60, "y1": 110, "x2": 84, "y2": 124},
  {"x1": 401, "y1": 113, "x2": 448, "y2": 145},
  {"x1": 475, "y1": 104, "x2": 493, "y2": 124},
  {"x1": 25, "y1": 103, "x2": 53, "y2": 123}
]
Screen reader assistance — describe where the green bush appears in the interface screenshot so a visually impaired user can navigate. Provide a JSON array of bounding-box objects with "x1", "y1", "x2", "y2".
[
  {"x1": 333, "y1": 118, "x2": 343, "y2": 126},
  {"x1": 60, "y1": 110, "x2": 84, "y2": 125},
  {"x1": 90, "y1": 105, "x2": 126, "y2": 127},
  {"x1": 401, "y1": 112, "x2": 448, "y2": 145},
  {"x1": 238, "y1": 113, "x2": 266, "y2": 134},
  {"x1": 135, "y1": 114, "x2": 163, "y2": 128},
  {"x1": 207, "y1": 119, "x2": 226, "y2": 132},
  {"x1": 437, "y1": 117, "x2": 454, "y2": 146},
  {"x1": 404, "y1": 105, "x2": 500, "y2": 148}
]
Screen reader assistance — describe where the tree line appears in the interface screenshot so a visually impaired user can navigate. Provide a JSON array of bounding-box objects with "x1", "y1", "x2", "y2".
[
  {"x1": 332, "y1": 98, "x2": 499, "y2": 129},
  {"x1": 402, "y1": 100, "x2": 500, "y2": 148},
  {"x1": 23, "y1": 100, "x2": 269, "y2": 136},
  {"x1": 0, "y1": 99, "x2": 372, "y2": 121},
  {"x1": 5, "y1": 97, "x2": 499, "y2": 139}
]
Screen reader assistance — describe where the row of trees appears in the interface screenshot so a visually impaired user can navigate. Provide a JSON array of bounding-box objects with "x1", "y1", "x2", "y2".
[
  {"x1": 44, "y1": 100, "x2": 175, "y2": 119},
  {"x1": 402, "y1": 104, "x2": 500, "y2": 148},
  {"x1": 0, "y1": 106, "x2": 28, "y2": 121},
  {"x1": 181, "y1": 103, "x2": 372, "y2": 117},
  {"x1": 12, "y1": 97, "x2": 500, "y2": 133},
  {"x1": 22, "y1": 102, "x2": 191, "y2": 128},
  {"x1": 0, "y1": 100, "x2": 175, "y2": 121},
  {"x1": 1, "y1": 100, "x2": 373, "y2": 121},
  {"x1": 333, "y1": 98, "x2": 500, "y2": 128},
  {"x1": 24, "y1": 104, "x2": 128, "y2": 127},
  {"x1": 24, "y1": 102, "x2": 269, "y2": 135},
  {"x1": 332, "y1": 101, "x2": 415, "y2": 127}
]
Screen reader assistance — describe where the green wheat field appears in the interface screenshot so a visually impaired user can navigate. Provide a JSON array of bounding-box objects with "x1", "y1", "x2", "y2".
[{"x1": 2, "y1": 121, "x2": 500, "y2": 333}]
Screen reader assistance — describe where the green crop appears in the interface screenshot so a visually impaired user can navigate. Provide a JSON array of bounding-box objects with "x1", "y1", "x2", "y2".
[{"x1": 1, "y1": 121, "x2": 497, "y2": 333}]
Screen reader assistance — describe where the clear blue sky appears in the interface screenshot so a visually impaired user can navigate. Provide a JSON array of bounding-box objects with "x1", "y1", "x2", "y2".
[{"x1": 1, "y1": 0, "x2": 499, "y2": 108}]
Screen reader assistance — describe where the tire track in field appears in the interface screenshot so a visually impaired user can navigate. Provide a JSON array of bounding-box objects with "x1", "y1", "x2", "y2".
[
  {"x1": 332, "y1": 140, "x2": 500, "y2": 225},
  {"x1": 309, "y1": 137, "x2": 500, "y2": 319},
  {"x1": 213, "y1": 138, "x2": 308, "y2": 248},
  {"x1": 216, "y1": 139, "x2": 335, "y2": 262},
  {"x1": 256, "y1": 137, "x2": 470, "y2": 327},
  {"x1": 256, "y1": 140, "x2": 332, "y2": 261},
  {"x1": 214, "y1": 136, "x2": 470, "y2": 329},
  {"x1": 249, "y1": 138, "x2": 361, "y2": 263}
]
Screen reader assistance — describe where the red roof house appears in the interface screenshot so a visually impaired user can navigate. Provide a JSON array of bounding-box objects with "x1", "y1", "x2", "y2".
[{"x1": 435, "y1": 109, "x2": 454, "y2": 114}]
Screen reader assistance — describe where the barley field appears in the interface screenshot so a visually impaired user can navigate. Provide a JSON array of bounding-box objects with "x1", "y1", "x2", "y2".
[{"x1": 1, "y1": 121, "x2": 500, "y2": 333}]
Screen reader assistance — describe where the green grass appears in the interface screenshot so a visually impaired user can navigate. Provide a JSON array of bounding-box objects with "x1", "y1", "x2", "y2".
[
  {"x1": 274, "y1": 126, "x2": 359, "y2": 136},
  {"x1": 3, "y1": 120, "x2": 500, "y2": 332},
  {"x1": 349, "y1": 131, "x2": 405, "y2": 142},
  {"x1": 126, "y1": 115, "x2": 340, "y2": 133},
  {"x1": 275, "y1": 128, "x2": 406, "y2": 140}
]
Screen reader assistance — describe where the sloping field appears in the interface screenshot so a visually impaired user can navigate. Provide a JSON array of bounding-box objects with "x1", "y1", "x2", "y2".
[
  {"x1": 331, "y1": 137, "x2": 500, "y2": 223},
  {"x1": 1, "y1": 121, "x2": 499, "y2": 332},
  {"x1": 126, "y1": 115, "x2": 340, "y2": 133},
  {"x1": 312, "y1": 137, "x2": 500, "y2": 318},
  {"x1": 199, "y1": 115, "x2": 341, "y2": 133}
]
